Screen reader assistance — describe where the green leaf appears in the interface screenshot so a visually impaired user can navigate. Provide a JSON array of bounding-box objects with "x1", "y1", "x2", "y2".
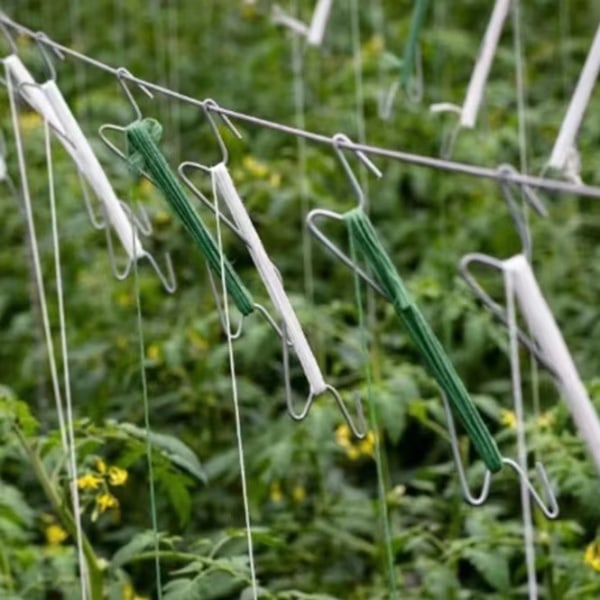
[
  {"x1": 118, "y1": 422, "x2": 206, "y2": 483},
  {"x1": 464, "y1": 547, "x2": 510, "y2": 592},
  {"x1": 112, "y1": 530, "x2": 165, "y2": 569}
]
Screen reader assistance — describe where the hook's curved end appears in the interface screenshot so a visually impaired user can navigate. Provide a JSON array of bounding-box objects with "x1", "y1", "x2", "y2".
[
  {"x1": 201, "y1": 98, "x2": 242, "y2": 167},
  {"x1": 0, "y1": 19, "x2": 17, "y2": 55},
  {"x1": 143, "y1": 250, "x2": 177, "y2": 293},
  {"x1": 502, "y1": 458, "x2": 559, "y2": 519},
  {"x1": 98, "y1": 122, "x2": 127, "y2": 158},
  {"x1": 320, "y1": 384, "x2": 367, "y2": 439},
  {"x1": 35, "y1": 31, "x2": 63, "y2": 81},
  {"x1": 120, "y1": 201, "x2": 153, "y2": 236},
  {"x1": 497, "y1": 163, "x2": 548, "y2": 219},
  {"x1": 115, "y1": 67, "x2": 153, "y2": 122},
  {"x1": 205, "y1": 264, "x2": 244, "y2": 338},
  {"x1": 441, "y1": 391, "x2": 493, "y2": 506},
  {"x1": 307, "y1": 207, "x2": 388, "y2": 298},
  {"x1": 179, "y1": 160, "x2": 245, "y2": 240}
]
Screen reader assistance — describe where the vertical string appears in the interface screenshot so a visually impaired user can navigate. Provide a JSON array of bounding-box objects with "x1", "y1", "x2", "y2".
[
  {"x1": 511, "y1": 6, "x2": 539, "y2": 598},
  {"x1": 290, "y1": 1, "x2": 314, "y2": 305},
  {"x1": 211, "y1": 171, "x2": 258, "y2": 599},
  {"x1": 5, "y1": 66, "x2": 68, "y2": 454},
  {"x1": 504, "y1": 268, "x2": 537, "y2": 600},
  {"x1": 128, "y1": 148, "x2": 163, "y2": 598},
  {"x1": 167, "y1": 0, "x2": 182, "y2": 163},
  {"x1": 349, "y1": 229, "x2": 398, "y2": 597},
  {"x1": 44, "y1": 118, "x2": 89, "y2": 599},
  {"x1": 348, "y1": 0, "x2": 368, "y2": 196}
]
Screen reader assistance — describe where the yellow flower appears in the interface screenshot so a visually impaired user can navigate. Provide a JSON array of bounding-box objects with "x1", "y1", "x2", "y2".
[
  {"x1": 363, "y1": 34, "x2": 384, "y2": 60},
  {"x1": 147, "y1": 344, "x2": 161, "y2": 361},
  {"x1": 45, "y1": 524, "x2": 68, "y2": 546},
  {"x1": 292, "y1": 485, "x2": 306, "y2": 503},
  {"x1": 358, "y1": 431, "x2": 376, "y2": 457},
  {"x1": 584, "y1": 540, "x2": 600, "y2": 572},
  {"x1": 537, "y1": 411, "x2": 555, "y2": 429},
  {"x1": 96, "y1": 493, "x2": 118, "y2": 513},
  {"x1": 96, "y1": 459, "x2": 107, "y2": 475},
  {"x1": 269, "y1": 481, "x2": 283, "y2": 504},
  {"x1": 139, "y1": 178, "x2": 155, "y2": 198},
  {"x1": 155, "y1": 211, "x2": 171, "y2": 226},
  {"x1": 346, "y1": 446, "x2": 361, "y2": 461},
  {"x1": 243, "y1": 155, "x2": 268, "y2": 178},
  {"x1": 108, "y1": 466, "x2": 128, "y2": 487},
  {"x1": 337, "y1": 425, "x2": 376, "y2": 459},
  {"x1": 500, "y1": 409, "x2": 517, "y2": 429},
  {"x1": 77, "y1": 473, "x2": 103, "y2": 491},
  {"x1": 269, "y1": 172, "x2": 282, "y2": 188},
  {"x1": 335, "y1": 424, "x2": 351, "y2": 448}
]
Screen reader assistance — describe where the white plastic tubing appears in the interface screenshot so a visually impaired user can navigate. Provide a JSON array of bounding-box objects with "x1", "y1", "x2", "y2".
[
  {"x1": 504, "y1": 255, "x2": 600, "y2": 474},
  {"x1": 460, "y1": 0, "x2": 511, "y2": 128},
  {"x1": 549, "y1": 24, "x2": 600, "y2": 171},
  {"x1": 211, "y1": 162, "x2": 327, "y2": 395},
  {"x1": 4, "y1": 54, "x2": 144, "y2": 260}
]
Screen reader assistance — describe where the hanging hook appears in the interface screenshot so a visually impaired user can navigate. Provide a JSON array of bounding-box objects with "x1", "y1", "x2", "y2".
[
  {"x1": 459, "y1": 252, "x2": 558, "y2": 377},
  {"x1": 280, "y1": 320, "x2": 367, "y2": 439},
  {"x1": 332, "y1": 133, "x2": 382, "y2": 211},
  {"x1": 35, "y1": 31, "x2": 64, "y2": 82},
  {"x1": 201, "y1": 98, "x2": 243, "y2": 168},
  {"x1": 103, "y1": 203, "x2": 176, "y2": 292},
  {"x1": 116, "y1": 67, "x2": 153, "y2": 122},
  {"x1": 497, "y1": 163, "x2": 547, "y2": 262},
  {"x1": 0, "y1": 19, "x2": 17, "y2": 56},
  {"x1": 442, "y1": 393, "x2": 559, "y2": 518},
  {"x1": 306, "y1": 133, "x2": 386, "y2": 297},
  {"x1": 178, "y1": 160, "x2": 244, "y2": 238}
]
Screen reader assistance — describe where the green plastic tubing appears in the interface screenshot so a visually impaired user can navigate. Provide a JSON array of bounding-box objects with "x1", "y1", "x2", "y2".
[
  {"x1": 344, "y1": 207, "x2": 502, "y2": 472},
  {"x1": 126, "y1": 118, "x2": 254, "y2": 316}
]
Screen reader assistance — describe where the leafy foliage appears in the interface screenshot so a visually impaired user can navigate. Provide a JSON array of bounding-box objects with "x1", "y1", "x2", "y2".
[{"x1": 1, "y1": 0, "x2": 600, "y2": 598}]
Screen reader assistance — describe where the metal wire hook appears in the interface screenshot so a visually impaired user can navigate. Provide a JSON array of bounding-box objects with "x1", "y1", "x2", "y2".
[
  {"x1": 35, "y1": 31, "x2": 63, "y2": 82},
  {"x1": 0, "y1": 18, "x2": 17, "y2": 55},
  {"x1": 178, "y1": 160, "x2": 244, "y2": 239},
  {"x1": 200, "y1": 98, "x2": 243, "y2": 169},
  {"x1": 458, "y1": 252, "x2": 558, "y2": 377},
  {"x1": 497, "y1": 163, "x2": 547, "y2": 261},
  {"x1": 441, "y1": 393, "x2": 559, "y2": 518},
  {"x1": 282, "y1": 321, "x2": 367, "y2": 438},
  {"x1": 306, "y1": 208, "x2": 388, "y2": 298},
  {"x1": 116, "y1": 67, "x2": 153, "y2": 122},
  {"x1": 333, "y1": 133, "x2": 382, "y2": 212},
  {"x1": 103, "y1": 201, "x2": 176, "y2": 293},
  {"x1": 306, "y1": 133, "x2": 386, "y2": 297}
]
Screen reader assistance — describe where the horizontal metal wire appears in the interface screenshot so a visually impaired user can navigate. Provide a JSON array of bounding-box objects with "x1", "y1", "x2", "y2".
[{"x1": 2, "y1": 11, "x2": 600, "y2": 199}]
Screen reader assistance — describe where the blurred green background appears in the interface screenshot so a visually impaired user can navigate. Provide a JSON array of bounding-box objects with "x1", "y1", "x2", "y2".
[{"x1": 1, "y1": 0, "x2": 600, "y2": 598}]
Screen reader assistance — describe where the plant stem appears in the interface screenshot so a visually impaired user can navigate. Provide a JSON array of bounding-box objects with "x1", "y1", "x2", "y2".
[{"x1": 13, "y1": 425, "x2": 104, "y2": 600}]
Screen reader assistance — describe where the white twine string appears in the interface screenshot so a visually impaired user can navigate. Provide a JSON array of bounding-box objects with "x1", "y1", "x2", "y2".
[
  {"x1": 273, "y1": 0, "x2": 334, "y2": 47},
  {"x1": 549, "y1": 24, "x2": 600, "y2": 172},
  {"x1": 431, "y1": 0, "x2": 511, "y2": 128},
  {"x1": 504, "y1": 255, "x2": 600, "y2": 474},
  {"x1": 211, "y1": 162, "x2": 327, "y2": 395},
  {"x1": 44, "y1": 117, "x2": 89, "y2": 599},
  {"x1": 211, "y1": 168, "x2": 258, "y2": 600},
  {"x1": 503, "y1": 263, "x2": 537, "y2": 600},
  {"x1": 5, "y1": 59, "x2": 88, "y2": 598},
  {"x1": 4, "y1": 55, "x2": 64, "y2": 133},
  {"x1": 41, "y1": 80, "x2": 145, "y2": 260}
]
